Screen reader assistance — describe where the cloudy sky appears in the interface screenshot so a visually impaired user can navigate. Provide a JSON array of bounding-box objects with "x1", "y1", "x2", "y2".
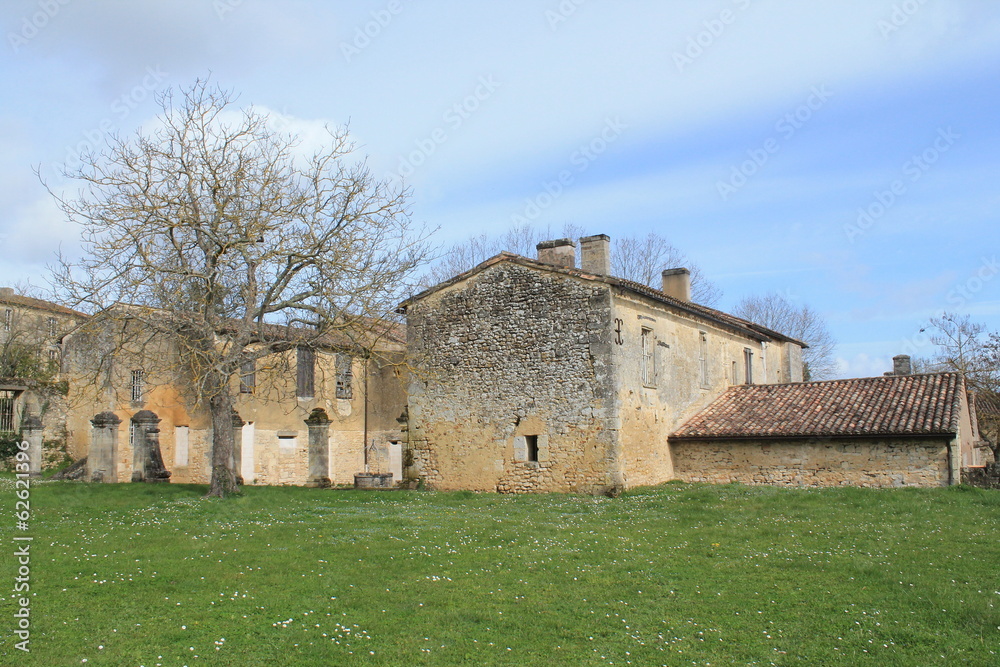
[{"x1": 1, "y1": 0, "x2": 998, "y2": 378}]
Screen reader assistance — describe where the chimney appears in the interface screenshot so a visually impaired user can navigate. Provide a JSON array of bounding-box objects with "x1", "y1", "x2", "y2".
[
  {"x1": 579, "y1": 234, "x2": 611, "y2": 275},
  {"x1": 661, "y1": 268, "x2": 691, "y2": 302},
  {"x1": 536, "y1": 238, "x2": 576, "y2": 269},
  {"x1": 893, "y1": 354, "x2": 912, "y2": 376},
  {"x1": 0, "y1": 287, "x2": 14, "y2": 299}
]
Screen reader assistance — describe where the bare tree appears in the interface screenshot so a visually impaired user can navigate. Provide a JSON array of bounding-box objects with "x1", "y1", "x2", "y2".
[
  {"x1": 925, "y1": 314, "x2": 995, "y2": 390},
  {"x1": 46, "y1": 80, "x2": 432, "y2": 497},
  {"x1": 732, "y1": 292, "x2": 837, "y2": 380},
  {"x1": 422, "y1": 226, "x2": 722, "y2": 306},
  {"x1": 610, "y1": 233, "x2": 722, "y2": 306}
]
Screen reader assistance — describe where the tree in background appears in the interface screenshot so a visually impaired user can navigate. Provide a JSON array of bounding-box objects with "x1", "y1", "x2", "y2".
[
  {"x1": 47, "y1": 80, "x2": 431, "y2": 497},
  {"x1": 732, "y1": 292, "x2": 837, "y2": 381},
  {"x1": 422, "y1": 226, "x2": 722, "y2": 306}
]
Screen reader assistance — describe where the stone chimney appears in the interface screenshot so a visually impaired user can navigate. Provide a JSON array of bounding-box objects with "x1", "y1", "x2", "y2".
[
  {"x1": 536, "y1": 238, "x2": 576, "y2": 269},
  {"x1": 0, "y1": 287, "x2": 14, "y2": 299},
  {"x1": 661, "y1": 268, "x2": 691, "y2": 302},
  {"x1": 579, "y1": 234, "x2": 611, "y2": 275},
  {"x1": 893, "y1": 354, "x2": 912, "y2": 376}
]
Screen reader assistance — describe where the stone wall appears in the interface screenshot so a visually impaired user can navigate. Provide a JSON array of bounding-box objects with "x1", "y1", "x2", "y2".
[
  {"x1": 672, "y1": 437, "x2": 951, "y2": 488},
  {"x1": 406, "y1": 262, "x2": 620, "y2": 493}
]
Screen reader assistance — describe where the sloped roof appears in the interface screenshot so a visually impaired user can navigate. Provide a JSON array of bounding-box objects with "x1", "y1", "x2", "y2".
[
  {"x1": 977, "y1": 391, "x2": 1000, "y2": 418},
  {"x1": 0, "y1": 292, "x2": 89, "y2": 319},
  {"x1": 401, "y1": 252, "x2": 806, "y2": 347},
  {"x1": 672, "y1": 373, "x2": 963, "y2": 439}
]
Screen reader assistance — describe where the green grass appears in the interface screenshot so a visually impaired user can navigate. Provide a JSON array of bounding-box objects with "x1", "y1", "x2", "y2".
[{"x1": 2, "y1": 479, "x2": 999, "y2": 666}]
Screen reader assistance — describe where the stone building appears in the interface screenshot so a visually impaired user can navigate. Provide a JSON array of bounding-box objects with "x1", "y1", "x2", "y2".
[
  {"x1": 60, "y1": 310, "x2": 408, "y2": 486},
  {"x1": 0, "y1": 287, "x2": 88, "y2": 460},
  {"x1": 671, "y1": 371, "x2": 983, "y2": 487},
  {"x1": 400, "y1": 235, "x2": 807, "y2": 493}
]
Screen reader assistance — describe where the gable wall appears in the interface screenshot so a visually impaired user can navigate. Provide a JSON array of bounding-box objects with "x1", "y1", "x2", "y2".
[{"x1": 405, "y1": 262, "x2": 621, "y2": 493}]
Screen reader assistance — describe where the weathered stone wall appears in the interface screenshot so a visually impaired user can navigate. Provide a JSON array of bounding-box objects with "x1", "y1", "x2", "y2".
[
  {"x1": 672, "y1": 437, "x2": 950, "y2": 488},
  {"x1": 406, "y1": 262, "x2": 620, "y2": 493}
]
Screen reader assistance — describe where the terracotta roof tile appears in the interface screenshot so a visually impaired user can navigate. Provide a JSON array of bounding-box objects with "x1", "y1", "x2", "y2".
[{"x1": 672, "y1": 373, "x2": 962, "y2": 439}]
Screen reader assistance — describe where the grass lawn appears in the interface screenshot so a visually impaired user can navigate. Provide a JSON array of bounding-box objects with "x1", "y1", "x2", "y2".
[{"x1": 2, "y1": 479, "x2": 999, "y2": 666}]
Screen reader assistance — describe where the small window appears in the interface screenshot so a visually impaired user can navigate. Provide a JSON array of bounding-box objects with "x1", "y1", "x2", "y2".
[
  {"x1": 296, "y1": 347, "x2": 314, "y2": 398},
  {"x1": 47, "y1": 349, "x2": 58, "y2": 362},
  {"x1": 240, "y1": 359, "x2": 256, "y2": 394},
  {"x1": 641, "y1": 328, "x2": 656, "y2": 387},
  {"x1": 525, "y1": 435, "x2": 539, "y2": 462},
  {"x1": 278, "y1": 434, "x2": 297, "y2": 450},
  {"x1": 699, "y1": 332, "x2": 709, "y2": 388},
  {"x1": 336, "y1": 353, "x2": 353, "y2": 399},
  {"x1": 3, "y1": 309, "x2": 11, "y2": 332},
  {"x1": 131, "y1": 369, "x2": 145, "y2": 402},
  {"x1": 47, "y1": 317, "x2": 56, "y2": 337},
  {"x1": 731, "y1": 360, "x2": 738, "y2": 385},
  {"x1": 744, "y1": 348, "x2": 754, "y2": 385}
]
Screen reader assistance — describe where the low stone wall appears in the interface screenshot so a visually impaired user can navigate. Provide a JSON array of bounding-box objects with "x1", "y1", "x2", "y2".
[
  {"x1": 671, "y1": 437, "x2": 950, "y2": 488},
  {"x1": 961, "y1": 464, "x2": 1000, "y2": 489}
]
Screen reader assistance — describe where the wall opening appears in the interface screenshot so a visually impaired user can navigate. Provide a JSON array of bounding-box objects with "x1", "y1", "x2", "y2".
[{"x1": 525, "y1": 435, "x2": 539, "y2": 462}]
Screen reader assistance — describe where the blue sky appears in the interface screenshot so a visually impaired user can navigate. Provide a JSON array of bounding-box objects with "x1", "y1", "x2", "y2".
[{"x1": 1, "y1": 0, "x2": 998, "y2": 378}]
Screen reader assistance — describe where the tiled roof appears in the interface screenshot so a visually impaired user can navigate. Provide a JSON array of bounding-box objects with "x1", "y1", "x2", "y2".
[
  {"x1": 977, "y1": 391, "x2": 1000, "y2": 418},
  {"x1": 0, "y1": 292, "x2": 89, "y2": 319},
  {"x1": 401, "y1": 253, "x2": 806, "y2": 347},
  {"x1": 672, "y1": 373, "x2": 963, "y2": 439}
]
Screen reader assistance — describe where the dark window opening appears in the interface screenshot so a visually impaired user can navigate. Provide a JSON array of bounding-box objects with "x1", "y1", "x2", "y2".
[
  {"x1": 526, "y1": 435, "x2": 539, "y2": 462},
  {"x1": 296, "y1": 347, "x2": 314, "y2": 398},
  {"x1": 0, "y1": 390, "x2": 17, "y2": 434}
]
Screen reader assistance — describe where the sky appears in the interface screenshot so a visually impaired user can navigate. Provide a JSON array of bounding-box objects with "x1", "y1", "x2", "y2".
[{"x1": 1, "y1": 0, "x2": 998, "y2": 379}]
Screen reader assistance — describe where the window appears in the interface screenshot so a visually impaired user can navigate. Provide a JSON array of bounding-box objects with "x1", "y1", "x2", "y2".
[
  {"x1": 641, "y1": 328, "x2": 655, "y2": 386},
  {"x1": 525, "y1": 435, "x2": 539, "y2": 462},
  {"x1": 336, "y1": 353, "x2": 353, "y2": 399},
  {"x1": 3, "y1": 309, "x2": 11, "y2": 332},
  {"x1": 0, "y1": 390, "x2": 16, "y2": 434},
  {"x1": 731, "y1": 360, "x2": 738, "y2": 385},
  {"x1": 744, "y1": 348, "x2": 754, "y2": 385},
  {"x1": 240, "y1": 359, "x2": 256, "y2": 394},
  {"x1": 131, "y1": 369, "x2": 145, "y2": 402},
  {"x1": 296, "y1": 347, "x2": 314, "y2": 398},
  {"x1": 47, "y1": 317, "x2": 56, "y2": 337},
  {"x1": 699, "y1": 332, "x2": 709, "y2": 388},
  {"x1": 278, "y1": 433, "x2": 297, "y2": 450},
  {"x1": 47, "y1": 349, "x2": 58, "y2": 363}
]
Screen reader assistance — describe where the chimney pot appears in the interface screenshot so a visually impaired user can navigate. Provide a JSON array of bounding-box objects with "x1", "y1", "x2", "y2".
[
  {"x1": 579, "y1": 234, "x2": 611, "y2": 275},
  {"x1": 536, "y1": 238, "x2": 576, "y2": 269},
  {"x1": 661, "y1": 268, "x2": 691, "y2": 302}
]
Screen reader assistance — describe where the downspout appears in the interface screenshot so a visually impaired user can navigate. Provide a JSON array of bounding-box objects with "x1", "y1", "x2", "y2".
[{"x1": 363, "y1": 356, "x2": 369, "y2": 473}]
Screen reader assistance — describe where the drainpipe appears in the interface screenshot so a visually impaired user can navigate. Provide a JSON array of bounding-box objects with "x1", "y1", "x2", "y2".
[{"x1": 363, "y1": 356, "x2": 369, "y2": 473}]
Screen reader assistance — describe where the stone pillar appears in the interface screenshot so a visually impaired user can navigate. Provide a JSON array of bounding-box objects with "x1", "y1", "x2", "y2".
[
  {"x1": 88, "y1": 412, "x2": 121, "y2": 483},
  {"x1": 131, "y1": 410, "x2": 171, "y2": 483},
  {"x1": 231, "y1": 409, "x2": 245, "y2": 486},
  {"x1": 21, "y1": 414, "x2": 44, "y2": 478},
  {"x1": 305, "y1": 407, "x2": 332, "y2": 488}
]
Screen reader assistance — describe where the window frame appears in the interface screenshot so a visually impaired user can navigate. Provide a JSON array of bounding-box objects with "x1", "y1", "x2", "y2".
[{"x1": 640, "y1": 327, "x2": 656, "y2": 387}]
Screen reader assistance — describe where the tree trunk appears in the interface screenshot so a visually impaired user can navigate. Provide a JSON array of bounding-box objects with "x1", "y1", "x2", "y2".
[{"x1": 206, "y1": 378, "x2": 240, "y2": 498}]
